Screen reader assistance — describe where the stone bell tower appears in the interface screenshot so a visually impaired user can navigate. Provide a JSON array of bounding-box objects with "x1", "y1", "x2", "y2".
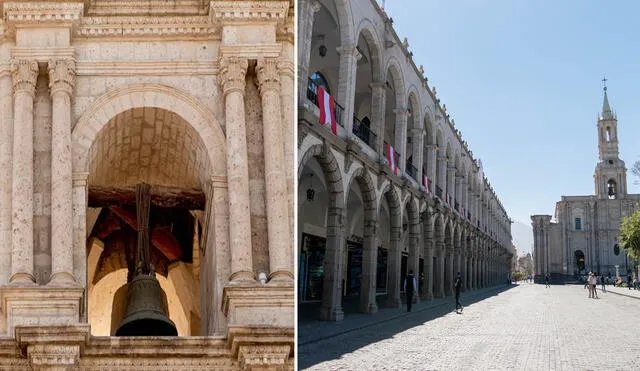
[{"x1": 594, "y1": 82, "x2": 627, "y2": 199}]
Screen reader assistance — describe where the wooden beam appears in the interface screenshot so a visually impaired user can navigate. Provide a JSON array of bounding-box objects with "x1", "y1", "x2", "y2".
[
  {"x1": 109, "y1": 206, "x2": 183, "y2": 261},
  {"x1": 88, "y1": 185, "x2": 205, "y2": 210}
]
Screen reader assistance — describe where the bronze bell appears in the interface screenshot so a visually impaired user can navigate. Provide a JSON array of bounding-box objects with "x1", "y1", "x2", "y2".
[
  {"x1": 115, "y1": 183, "x2": 177, "y2": 336},
  {"x1": 115, "y1": 274, "x2": 177, "y2": 336}
]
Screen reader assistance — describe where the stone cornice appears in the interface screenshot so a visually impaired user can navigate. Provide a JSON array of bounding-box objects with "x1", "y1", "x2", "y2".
[
  {"x1": 76, "y1": 15, "x2": 217, "y2": 39},
  {"x1": 3, "y1": 2, "x2": 84, "y2": 24},
  {"x1": 76, "y1": 60, "x2": 218, "y2": 76},
  {"x1": 11, "y1": 47, "x2": 75, "y2": 63},
  {"x1": 210, "y1": 1, "x2": 290, "y2": 24}
]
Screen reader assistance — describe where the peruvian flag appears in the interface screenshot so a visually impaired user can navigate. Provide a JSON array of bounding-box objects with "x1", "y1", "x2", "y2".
[
  {"x1": 446, "y1": 192, "x2": 452, "y2": 207},
  {"x1": 385, "y1": 143, "x2": 398, "y2": 175},
  {"x1": 317, "y1": 86, "x2": 337, "y2": 135},
  {"x1": 422, "y1": 174, "x2": 430, "y2": 193}
]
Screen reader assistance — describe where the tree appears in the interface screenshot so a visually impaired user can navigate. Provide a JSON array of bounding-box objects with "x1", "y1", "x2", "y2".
[{"x1": 619, "y1": 209, "x2": 640, "y2": 260}]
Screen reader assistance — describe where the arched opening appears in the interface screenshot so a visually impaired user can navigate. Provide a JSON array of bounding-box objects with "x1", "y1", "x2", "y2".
[
  {"x1": 607, "y1": 178, "x2": 617, "y2": 199},
  {"x1": 422, "y1": 114, "x2": 434, "y2": 193},
  {"x1": 444, "y1": 222, "x2": 453, "y2": 295},
  {"x1": 297, "y1": 158, "x2": 329, "y2": 307},
  {"x1": 353, "y1": 29, "x2": 380, "y2": 149},
  {"x1": 435, "y1": 130, "x2": 444, "y2": 200},
  {"x1": 86, "y1": 107, "x2": 210, "y2": 336},
  {"x1": 574, "y1": 250, "x2": 586, "y2": 275},
  {"x1": 405, "y1": 93, "x2": 420, "y2": 180},
  {"x1": 606, "y1": 126, "x2": 611, "y2": 142}
]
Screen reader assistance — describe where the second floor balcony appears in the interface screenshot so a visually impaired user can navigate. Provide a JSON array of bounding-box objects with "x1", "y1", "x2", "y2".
[
  {"x1": 307, "y1": 78, "x2": 344, "y2": 129},
  {"x1": 352, "y1": 116, "x2": 377, "y2": 149}
]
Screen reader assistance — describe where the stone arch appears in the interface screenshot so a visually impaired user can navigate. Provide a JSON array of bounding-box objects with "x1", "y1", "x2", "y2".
[
  {"x1": 72, "y1": 83, "x2": 225, "y2": 178},
  {"x1": 385, "y1": 56, "x2": 406, "y2": 108},
  {"x1": 423, "y1": 109, "x2": 435, "y2": 145},
  {"x1": 298, "y1": 144, "x2": 345, "y2": 209},
  {"x1": 333, "y1": 0, "x2": 355, "y2": 47},
  {"x1": 346, "y1": 166, "x2": 377, "y2": 222},
  {"x1": 407, "y1": 88, "x2": 422, "y2": 130},
  {"x1": 354, "y1": 19, "x2": 384, "y2": 83}
]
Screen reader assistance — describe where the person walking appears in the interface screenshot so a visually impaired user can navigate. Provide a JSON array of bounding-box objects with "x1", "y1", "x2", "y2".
[
  {"x1": 404, "y1": 269, "x2": 417, "y2": 312},
  {"x1": 454, "y1": 272, "x2": 463, "y2": 313},
  {"x1": 588, "y1": 272, "x2": 598, "y2": 298},
  {"x1": 600, "y1": 275, "x2": 606, "y2": 293},
  {"x1": 627, "y1": 274, "x2": 633, "y2": 290},
  {"x1": 544, "y1": 274, "x2": 550, "y2": 288}
]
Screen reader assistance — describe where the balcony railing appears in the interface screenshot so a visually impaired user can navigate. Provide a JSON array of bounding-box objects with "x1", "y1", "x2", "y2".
[
  {"x1": 352, "y1": 116, "x2": 377, "y2": 149},
  {"x1": 435, "y1": 185, "x2": 443, "y2": 200},
  {"x1": 406, "y1": 161, "x2": 417, "y2": 179},
  {"x1": 307, "y1": 78, "x2": 344, "y2": 127},
  {"x1": 383, "y1": 141, "x2": 400, "y2": 168}
]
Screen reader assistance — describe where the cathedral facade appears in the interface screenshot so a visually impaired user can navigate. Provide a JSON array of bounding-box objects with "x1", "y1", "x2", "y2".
[
  {"x1": 0, "y1": 1, "x2": 294, "y2": 369},
  {"x1": 532, "y1": 88, "x2": 640, "y2": 281}
]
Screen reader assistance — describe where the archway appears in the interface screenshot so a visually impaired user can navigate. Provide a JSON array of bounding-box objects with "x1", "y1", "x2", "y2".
[{"x1": 575, "y1": 250, "x2": 586, "y2": 275}]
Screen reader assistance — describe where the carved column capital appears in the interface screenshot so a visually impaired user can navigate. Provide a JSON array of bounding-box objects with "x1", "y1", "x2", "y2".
[
  {"x1": 277, "y1": 59, "x2": 294, "y2": 78},
  {"x1": 256, "y1": 58, "x2": 280, "y2": 94},
  {"x1": 11, "y1": 59, "x2": 38, "y2": 97},
  {"x1": 219, "y1": 57, "x2": 248, "y2": 97},
  {"x1": 48, "y1": 59, "x2": 76, "y2": 97}
]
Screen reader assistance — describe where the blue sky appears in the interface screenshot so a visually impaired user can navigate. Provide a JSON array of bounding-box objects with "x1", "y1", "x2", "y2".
[{"x1": 381, "y1": 0, "x2": 640, "y2": 237}]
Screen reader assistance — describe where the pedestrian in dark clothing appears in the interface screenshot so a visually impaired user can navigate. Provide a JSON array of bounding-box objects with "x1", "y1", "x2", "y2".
[
  {"x1": 455, "y1": 272, "x2": 463, "y2": 312},
  {"x1": 544, "y1": 274, "x2": 550, "y2": 288},
  {"x1": 404, "y1": 270, "x2": 417, "y2": 312},
  {"x1": 628, "y1": 275, "x2": 633, "y2": 290}
]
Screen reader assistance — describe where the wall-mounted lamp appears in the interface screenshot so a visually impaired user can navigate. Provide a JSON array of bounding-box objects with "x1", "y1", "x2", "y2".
[
  {"x1": 318, "y1": 35, "x2": 327, "y2": 58},
  {"x1": 306, "y1": 173, "x2": 315, "y2": 201}
]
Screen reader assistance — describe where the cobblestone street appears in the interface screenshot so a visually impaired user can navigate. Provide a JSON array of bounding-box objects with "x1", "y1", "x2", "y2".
[{"x1": 299, "y1": 283, "x2": 640, "y2": 370}]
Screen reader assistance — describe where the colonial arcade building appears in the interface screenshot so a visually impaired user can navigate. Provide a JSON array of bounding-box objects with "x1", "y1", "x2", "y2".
[
  {"x1": 0, "y1": 0, "x2": 294, "y2": 369},
  {"x1": 298, "y1": 0, "x2": 514, "y2": 322}
]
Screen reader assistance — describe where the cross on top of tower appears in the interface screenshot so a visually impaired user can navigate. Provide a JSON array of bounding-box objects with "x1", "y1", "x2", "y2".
[{"x1": 602, "y1": 76, "x2": 607, "y2": 91}]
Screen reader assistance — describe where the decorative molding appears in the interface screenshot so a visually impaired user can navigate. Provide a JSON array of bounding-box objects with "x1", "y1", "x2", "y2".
[
  {"x1": 11, "y1": 47, "x2": 75, "y2": 62},
  {"x1": 218, "y1": 44, "x2": 281, "y2": 59},
  {"x1": 3, "y1": 2, "x2": 84, "y2": 23},
  {"x1": 48, "y1": 58, "x2": 77, "y2": 96},
  {"x1": 10, "y1": 59, "x2": 38, "y2": 96},
  {"x1": 210, "y1": 1, "x2": 290, "y2": 24},
  {"x1": 256, "y1": 57, "x2": 280, "y2": 93},
  {"x1": 76, "y1": 15, "x2": 217, "y2": 38},
  {"x1": 218, "y1": 56, "x2": 248, "y2": 96},
  {"x1": 76, "y1": 60, "x2": 218, "y2": 76}
]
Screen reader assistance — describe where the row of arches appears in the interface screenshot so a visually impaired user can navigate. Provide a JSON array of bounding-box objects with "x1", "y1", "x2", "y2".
[{"x1": 298, "y1": 143, "x2": 512, "y2": 320}]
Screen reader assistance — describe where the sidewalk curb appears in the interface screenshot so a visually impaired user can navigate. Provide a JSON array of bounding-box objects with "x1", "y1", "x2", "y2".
[
  {"x1": 604, "y1": 289, "x2": 640, "y2": 300},
  {"x1": 299, "y1": 285, "x2": 508, "y2": 347}
]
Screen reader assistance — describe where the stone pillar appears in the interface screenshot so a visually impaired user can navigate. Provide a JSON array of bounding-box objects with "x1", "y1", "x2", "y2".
[
  {"x1": 297, "y1": 0, "x2": 321, "y2": 104},
  {"x1": 0, "y1": 68, "x2": 13, "y2": 285},
  {"x1": 335, "y1": 45, "x2": 360, "y2": 136},
  {"x1": 320, "y1": 205, "x2": 345, "y2": 321},
  {"x1": 48, "y1": 59, "x2": 77, "y2": 285},
  {"x1": 9, "y1": 60, "x2": 38, "y2": 284},
  {"x1": 461, "y1": 251, "x2": 467, "y2": 292},
  {"x1": 424, "y1": 226, "x2": 434, "y2": 300},
  {"x1": 438, "y1": 157, "x2": 448, "y2": 198},
  {"x1": 72, "y1": 172, "x2": 89, "y2": 317},
  {"x1": 386, "y1": 224, "x2": 402, "y2": 307},
  {"x1": 256, "y1": 58, "x2": 293, "y2": 283},
  {"x1": 426, "y1": 144, "x2": 437, "y2": 188},
  {"x1": 219, "y1": 57, "x2": 254, "y2": 283},
  {"x1": 445, "y1": 248, "x2": 454, "y2": 296},
  {"x1": 360, "y1": 219, "x2": 378, "y2": 313},
  {"x1": 407, "y1": 217, "x2": 420, "y2": 305},
  {"x1": 413, "y1": 128, "x2": 424, "y2": 182},
  {"x1": 278, "y1": 58, "x2": 295, "y2": 264},
  {"x1": 446, "y1": 165, "x2": 456, "y2": 203},
  {"x1": 370, "y1": 82, "x2": 386, "y2": 153},
  {"x1": 394, "y1": 108, "x2": 409, "y2": 173}
]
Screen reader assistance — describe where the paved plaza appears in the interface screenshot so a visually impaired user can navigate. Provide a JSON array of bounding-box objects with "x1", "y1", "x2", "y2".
[{"x1": 298, "y1": 283, "x2": 640, "y2": 370}]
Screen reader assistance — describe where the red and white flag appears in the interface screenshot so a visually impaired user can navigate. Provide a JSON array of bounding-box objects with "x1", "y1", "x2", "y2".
[
  {"x1": 385, "y1": 143, "x2": 398, "y2": 175},
  {"x1": 317, "y1": 86, "x2": 337, "y2": 135},
  {"x1": 422, "y1": 174, "x2": 430, "y2": 193}
]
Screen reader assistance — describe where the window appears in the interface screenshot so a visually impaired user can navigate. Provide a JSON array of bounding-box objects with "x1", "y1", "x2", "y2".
[{"x1": 575, "y1": 217, "x2": 581, "y2": 231}]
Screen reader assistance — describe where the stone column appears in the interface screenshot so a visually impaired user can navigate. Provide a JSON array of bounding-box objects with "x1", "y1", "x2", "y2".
[
  {"x1": 0, "y1": 68, "x2": 13, "y2": 285},
  {"x1": 48, "y1": 59, "x2": 77, "y2": 285},
  {"x1": 413, "y1": 128, "x2": 424, "y2": 182},
  {"x1": 386, "y1": 224, "x2": 402, "y2": 307},
  {"x1": 407, "y1": 218, "x2": 420, "y2": 305},
  {"x1": 360, "y1": 219, "x2": 378, "y2": 313},
  {"x1": 394, "y1": 108, "x2": 409, "y2": 173},
  {"x1": 219, "y1": 57, "x2": 254, "y2": 283},
  {"x1": 278, "y1": 59, "x2": 295, "y2": 262},
  {"x1": 438, "y1": 157, "x2": 448, "y2": 198},
  {"x1": 370, "y1": 82, "x2": 386, "y2": 153},
  {"x1": 445, "y1": 248, "x2": 454, "y2": 296},
  {"x1": 320, "y1": 205, "x2": 345, "y2": 321},
  {"x1": 461, "y1": 251, "x2": 467, "y2": 292},
  {"x1": 297, "y1": 0, "x2": 321, "y2": 104},
  {"x1": 424, "y1": 224, "x2": 434, "y2": 300},
  {"x1": 434, "y1": 234, "x2": 445, "y2": 298},
  {"x1": 335, "y1": 45, "x2": 360, "y2": 136},
  {"x1": 256, "y1": 58, "x2": 293, "y2": 283},
  {"x1": 9, "y1": 60, "x2": 38, "y2": 284},
  {"x1": 446, "y1": 165, "x2": 456, "y2": 204},
  {"x1": 425, "y1": 144, "x2": 437, "y2": 192}
]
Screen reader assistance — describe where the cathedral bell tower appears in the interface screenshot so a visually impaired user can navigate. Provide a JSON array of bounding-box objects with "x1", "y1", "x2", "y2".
[{"x1": 594, "y1": 81, "x2": 627, "y2": 199}]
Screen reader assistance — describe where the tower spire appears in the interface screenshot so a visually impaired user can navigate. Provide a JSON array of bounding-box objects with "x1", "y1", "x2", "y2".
[{"x1": 602, "y1": 77, "x2": 613, "y2": 119}]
